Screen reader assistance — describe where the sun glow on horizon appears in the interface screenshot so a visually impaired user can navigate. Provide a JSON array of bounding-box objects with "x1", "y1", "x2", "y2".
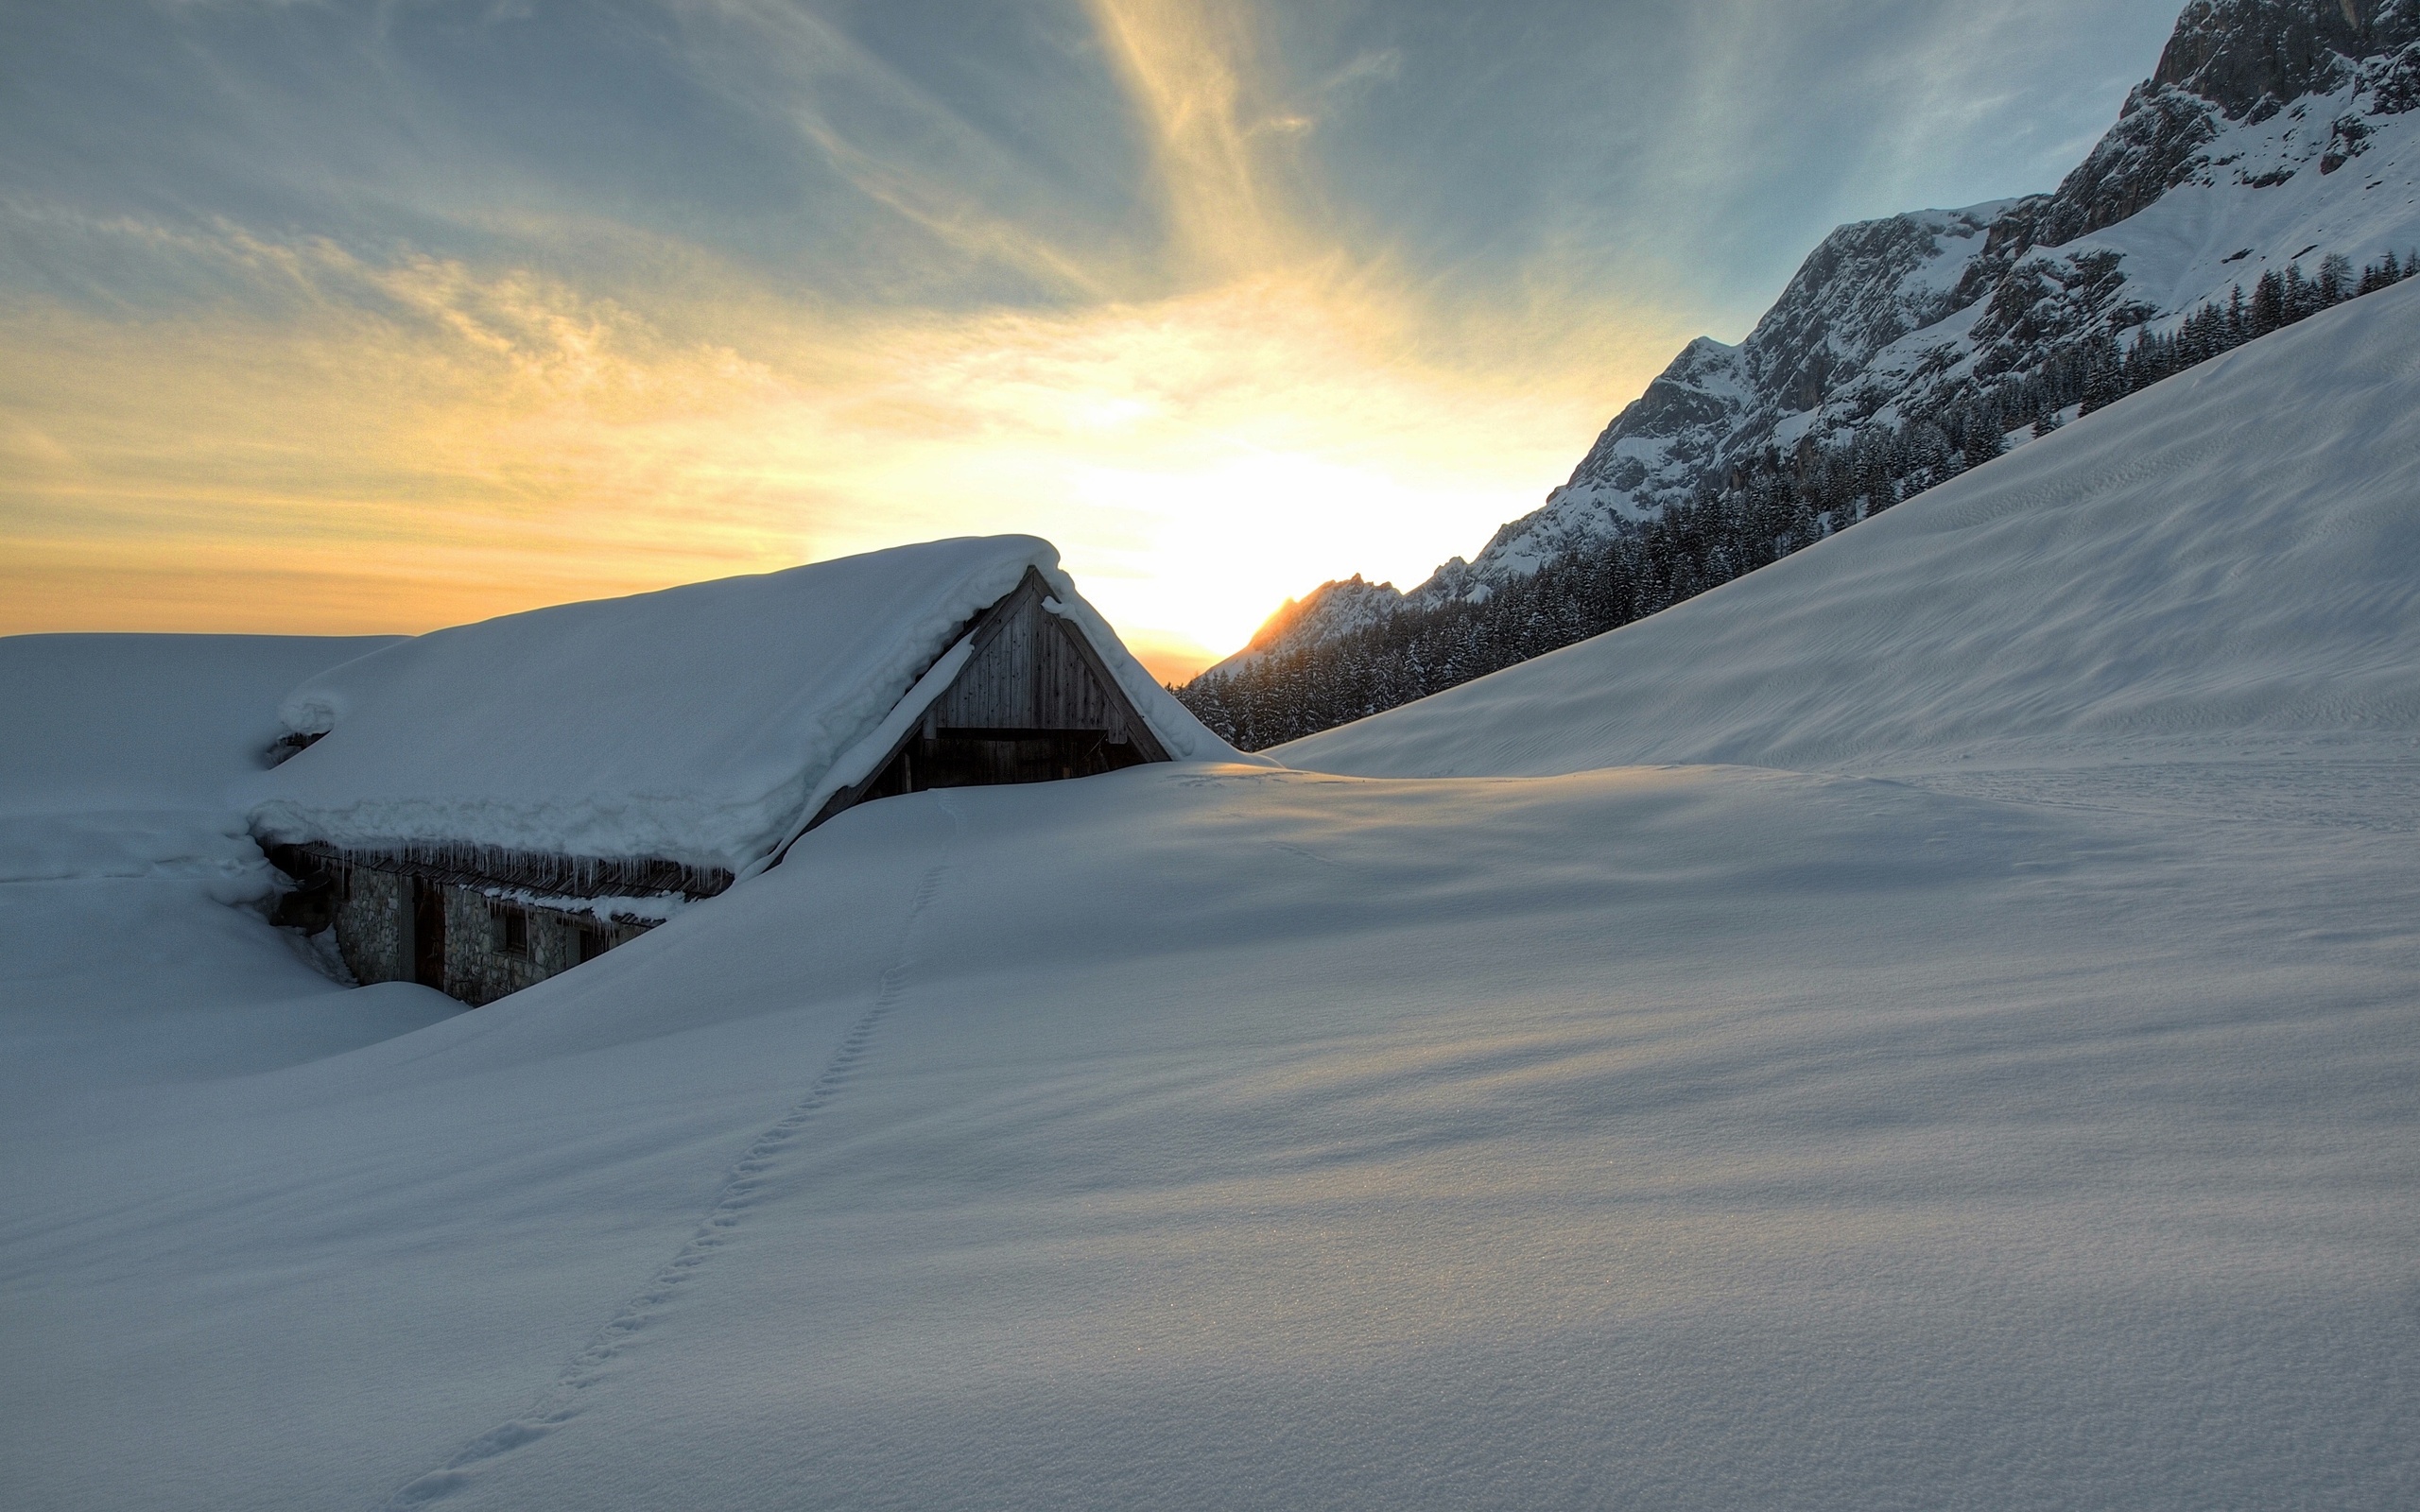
[{"x1": 0, "y1": 2, "x2": 1696, "y2": 678}]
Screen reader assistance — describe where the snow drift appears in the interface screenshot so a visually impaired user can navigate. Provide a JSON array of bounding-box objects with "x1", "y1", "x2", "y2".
[{"x1": 0, "y1": 633, "x2": 399, "y2": 889}]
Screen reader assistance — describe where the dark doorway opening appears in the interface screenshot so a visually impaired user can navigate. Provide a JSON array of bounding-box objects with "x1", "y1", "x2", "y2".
[
  {"x1": 859, "y1": 729, "x2": 1150, "y2": 803},
  {"x1": 412, "y1": 877, "x2": 447, "y2": 990}
]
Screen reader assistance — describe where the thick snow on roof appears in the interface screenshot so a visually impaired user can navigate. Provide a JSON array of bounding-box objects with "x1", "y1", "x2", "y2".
[
  {"x1": 1282, "y1": 278, "x2": 2420, "y2": 781},
  {"x1": 247, "y1": 536, "x2": 1235, "y2": 874}
]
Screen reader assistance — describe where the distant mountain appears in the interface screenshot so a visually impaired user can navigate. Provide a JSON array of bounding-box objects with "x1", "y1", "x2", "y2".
[
  {"x1": 1185, "y1": 0, "x2": 2420, "y2": 740},
  {"x1": 1201, "y1": 574, "x2": 1414, "y2": 674}
]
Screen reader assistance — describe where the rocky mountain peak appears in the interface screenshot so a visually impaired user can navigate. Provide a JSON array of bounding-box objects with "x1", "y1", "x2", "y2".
[
  {"x1": 1208, "y1": 574, "x2": 1408, "y2": 677},
  {"x1": 2016, "y1": 0, "x2": 2419, "y2": 252},
  {"x1": 1737, "y1": 204, "x2": 2014, "y2": 409},
  {"x1": 2154, "y1": 0, "x2": 2415, "y2": 120}
]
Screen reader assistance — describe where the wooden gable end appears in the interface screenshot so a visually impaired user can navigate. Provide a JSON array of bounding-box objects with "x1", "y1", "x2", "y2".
[
  {"x1": 926, "y1": 567, "x2": 1164, "y2": 747},
  {"x1": 803, "y1": 567, "x2": 1171, "y2": 833}
]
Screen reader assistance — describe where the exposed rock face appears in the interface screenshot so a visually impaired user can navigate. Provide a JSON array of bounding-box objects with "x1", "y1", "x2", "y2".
[
  {"x1": 2154, "y1": 0, "x2": 2413, "y2": 118},
  {"x1": 2025, "y1": 89, "x2": 2221, "y2": 248},
  {"x1": 2018, "y1": 1, "x2": 2420, "y2": 247},
  {"x1": 1209, "y1": 1, "x2": 2420, "y2": 678},
  {"x1": 1551, "y1": 203, "x2": 2013, "y2": 523}
]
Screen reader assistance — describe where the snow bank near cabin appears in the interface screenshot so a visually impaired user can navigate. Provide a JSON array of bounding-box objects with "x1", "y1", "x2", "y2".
[
  {"x1": 1282, "y1": 278, "x2": 2420, "y2": 781},
  {"x1": 0, "y1": 633, "x2": 402, "y2": 816},
  {"x1": 245, "y1": 537, "x2": 1238, "y2": 876},
  {"x1": 0, "y1": 633, "x2": 400, "y2": 886}
]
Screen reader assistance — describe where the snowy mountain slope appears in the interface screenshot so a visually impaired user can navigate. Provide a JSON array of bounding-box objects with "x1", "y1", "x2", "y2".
[
  {"x1": 1280, "y1": 277, "x2": 2420, "y2": 782},
  {"x1": 1225, "y1": 0, "x2": 2420, "y2": 669},
  {"x1": 1508, "y1": 0, "x2": 2420, "y2": 568}
]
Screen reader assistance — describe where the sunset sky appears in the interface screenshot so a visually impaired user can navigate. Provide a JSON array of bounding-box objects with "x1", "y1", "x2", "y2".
[{"x1": 2, "y1": 0, "x2": 2183, "y2": 677}]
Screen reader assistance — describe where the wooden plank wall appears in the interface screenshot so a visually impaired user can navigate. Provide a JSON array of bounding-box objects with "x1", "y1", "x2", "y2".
[
  {"x1": 929, "y1": 573, "x2": 1124, "y2": 734},
  {"x1": 268, "y1": 840, "x2": 732, "y2": 902}
]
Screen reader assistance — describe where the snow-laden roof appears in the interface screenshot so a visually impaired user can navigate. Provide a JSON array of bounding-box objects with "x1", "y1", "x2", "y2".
[{"x1": 247, "y1": 536, "x2": 1237, "y2": 877}]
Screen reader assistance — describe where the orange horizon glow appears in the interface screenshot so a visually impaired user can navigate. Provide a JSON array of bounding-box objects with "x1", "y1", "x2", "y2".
[{"x1": 0, "y1": 2, "x2": 1697, "y2": 679}]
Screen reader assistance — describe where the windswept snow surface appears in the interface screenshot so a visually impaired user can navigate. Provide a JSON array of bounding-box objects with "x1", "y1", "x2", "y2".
[
  {"x1": 0, "y1": 633, "x2": 456, "y2": 1113},
  {"x1": 6, "y1": 297, "x2": 2419, "y2": 1508},
  {"x1": 0, "y1": 633, "x2": 399, "y2": 889},
  {"x1": 247, "y1": 537, "x2": 1234, "y2": 876}
]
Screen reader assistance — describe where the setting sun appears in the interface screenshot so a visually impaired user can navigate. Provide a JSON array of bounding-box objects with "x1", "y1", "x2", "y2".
[{"x1": 0, "y1": 3, "x2": 1696, "y2": 677}]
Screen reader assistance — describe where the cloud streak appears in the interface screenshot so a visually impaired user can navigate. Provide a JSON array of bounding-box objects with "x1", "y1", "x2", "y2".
[{"x1": 1, "y1": 214, "x2": 1674, "y2": 671}]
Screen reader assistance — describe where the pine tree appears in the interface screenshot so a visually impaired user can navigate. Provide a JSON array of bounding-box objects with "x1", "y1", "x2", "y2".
[
  {"x1": 2320, "y1": 253, "x2": 2353, "y2": 305},
  {"x1": 2251, "y1": 269, "x2": 2286, "y2": 335},
  {"x1": 2282, "y1": 264, "x2": 2313, "y2": 323}
]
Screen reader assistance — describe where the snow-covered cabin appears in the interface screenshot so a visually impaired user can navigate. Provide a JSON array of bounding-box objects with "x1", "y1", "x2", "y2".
[{"x1": 250, "y1": 537, "x2": 1229, "y2": 1005}]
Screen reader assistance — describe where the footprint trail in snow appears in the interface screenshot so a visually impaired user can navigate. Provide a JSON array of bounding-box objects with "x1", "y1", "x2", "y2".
[{"x1": 383, "y1": 799, "x2": 964, "y2": 1507}]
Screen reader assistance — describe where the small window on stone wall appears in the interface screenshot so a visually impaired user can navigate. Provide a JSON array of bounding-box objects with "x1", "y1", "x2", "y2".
[{"x1": 491, "y1": 901, "x2": 529, "y2": 959}]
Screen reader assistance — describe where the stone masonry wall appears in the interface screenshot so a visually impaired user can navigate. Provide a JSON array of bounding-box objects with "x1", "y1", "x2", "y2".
[
  {"x1": 334, "y1": 866, "x2": 409, "y2": 987},
  {"x1": 441, "y1": 891, "x2": 649, "y2": 1006},
  {"x1": 316, "y1": 856, "x2": 657, "y2": 1006}
]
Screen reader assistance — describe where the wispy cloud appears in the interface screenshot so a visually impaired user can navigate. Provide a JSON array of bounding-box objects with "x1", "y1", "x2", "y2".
[
  {"x1": 1082, "y1": 0, "x2": 1312, "y2": 278},
  {"x1": 1, "y1": 207, "x2": 1679, "y2": 672}
]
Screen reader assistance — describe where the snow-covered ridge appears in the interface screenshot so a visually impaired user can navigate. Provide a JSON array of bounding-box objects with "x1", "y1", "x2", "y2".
[
  {"x1": 246, "y1": 537, "x2": 1236, "y2": 877},
  {"x1": 1229, "y1": 0, "x2": 2420, "y2": 667}
]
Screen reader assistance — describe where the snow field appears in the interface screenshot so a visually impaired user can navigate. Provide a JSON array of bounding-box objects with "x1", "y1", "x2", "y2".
[
  {"x1": 3, "y1": 280, "x2": 2418, "y2": 1508},
  {"x1": 407, "y1": 763, "x2": 2415, "y2": 1511},
  {"x1": 5, "y1": 747, "x2": 2415, "y2": 1508}
]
